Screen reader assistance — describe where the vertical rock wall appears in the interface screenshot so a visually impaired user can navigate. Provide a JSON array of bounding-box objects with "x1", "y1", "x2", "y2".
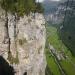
[{"x1": 0, "y1": 8, "x2": 46, "y2": 75}]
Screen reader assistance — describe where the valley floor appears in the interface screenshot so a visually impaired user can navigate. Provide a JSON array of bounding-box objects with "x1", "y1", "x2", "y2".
[{"x1": 45, "y1": 23, "x2": 75, "y2": 75}]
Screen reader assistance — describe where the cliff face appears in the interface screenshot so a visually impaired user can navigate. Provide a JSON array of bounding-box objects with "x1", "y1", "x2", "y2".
[{"x1": 0, "y1": 8, "x2": 46, "y2": 75}]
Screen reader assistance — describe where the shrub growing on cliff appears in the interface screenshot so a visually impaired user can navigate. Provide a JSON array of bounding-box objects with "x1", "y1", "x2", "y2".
[
  {"x1": 0, "y1": 0, "x2": 44, "y2": 16},
  {"x1": 35, "y1": 3, "x2": 44, "y2": 13}
]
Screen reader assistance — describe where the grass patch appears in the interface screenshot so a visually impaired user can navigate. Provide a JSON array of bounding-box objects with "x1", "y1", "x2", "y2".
[
  {"x1": 45, "y1": 48, "x2": 61, "y2": 75},
  {"x1": 60, "y1": 60, "x2": 75, "y2": 75},
  {"x1": 46, "y1": 24, "x2": 75, "y2": 62},
  {"x1": 45, "y1": 23, "x2": 75, "y2": 75},
  {"x1": 46, "y1": 25, "x2": 62, "y2": 52}
]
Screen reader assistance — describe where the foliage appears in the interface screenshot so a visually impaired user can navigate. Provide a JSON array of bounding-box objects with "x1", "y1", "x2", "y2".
[
  {"x1": 0, "y1": 0, "x2": 44, "y2": 16},
  {"x1": 45, "y1": 23, "x2": 75, "y2": 75},
  {"x1": 35, "y1": 3, "x2": 44, "y2": 13}
]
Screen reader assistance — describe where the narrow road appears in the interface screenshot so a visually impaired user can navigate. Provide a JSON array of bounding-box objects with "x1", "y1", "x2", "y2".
[{"x1": 48, "y1": 43, "x2": 67, "y2": 75}]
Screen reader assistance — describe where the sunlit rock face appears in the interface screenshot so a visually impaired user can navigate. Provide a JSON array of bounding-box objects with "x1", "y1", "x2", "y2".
[{"x1": 0, "y1": 7, "x2": 46, "y2": 75}]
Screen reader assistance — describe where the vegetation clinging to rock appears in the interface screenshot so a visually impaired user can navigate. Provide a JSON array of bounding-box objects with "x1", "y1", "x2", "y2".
[{"x1": 0, "y1": 0, "x2": 44, "y2": 16}]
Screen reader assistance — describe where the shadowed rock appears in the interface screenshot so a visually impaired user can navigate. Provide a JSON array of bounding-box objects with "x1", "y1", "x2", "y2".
[{"x1": 0, "y1": 56, "x2": 15, "y2": 75}]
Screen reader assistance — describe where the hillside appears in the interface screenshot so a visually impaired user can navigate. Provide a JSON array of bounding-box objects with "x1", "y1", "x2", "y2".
[{"x1": 59, "y1": 0, "x2": 75, "y2": 55}]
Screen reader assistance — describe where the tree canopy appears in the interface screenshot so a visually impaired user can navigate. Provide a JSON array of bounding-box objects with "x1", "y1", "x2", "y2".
[{"x1": 0, "y1": 0, "x2": 44, "y2": 16}]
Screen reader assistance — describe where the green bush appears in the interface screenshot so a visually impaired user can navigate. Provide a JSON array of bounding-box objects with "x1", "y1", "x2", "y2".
[{"x1": 0, "y1": 0, "x2": 44, "y2": 16}]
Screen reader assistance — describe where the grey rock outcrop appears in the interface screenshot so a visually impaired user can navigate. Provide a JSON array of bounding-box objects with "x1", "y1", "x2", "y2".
[{"x1": 0, "y1": 7, "x2": 46, "y2": 75}]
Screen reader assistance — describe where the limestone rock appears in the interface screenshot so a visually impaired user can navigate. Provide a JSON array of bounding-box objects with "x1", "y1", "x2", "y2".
[{"x1": 0, "y1": 8, "x2": 46, "y2": 75}]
